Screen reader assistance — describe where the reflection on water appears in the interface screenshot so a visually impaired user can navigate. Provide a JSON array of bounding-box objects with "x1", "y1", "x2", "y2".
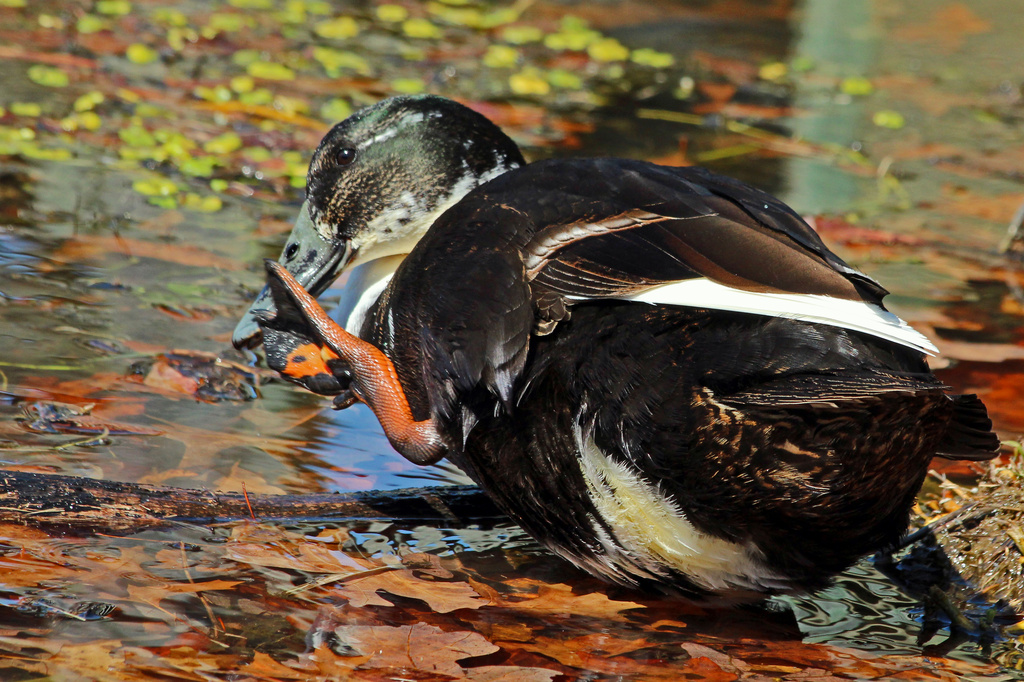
[{"x1": 783, "y1": 562, "x2": 927, "y2": 655}]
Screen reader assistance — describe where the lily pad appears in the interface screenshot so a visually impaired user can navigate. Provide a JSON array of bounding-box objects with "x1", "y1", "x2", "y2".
[{"x1": 27, "y1": 65, "x2": 69, "y2": 88}]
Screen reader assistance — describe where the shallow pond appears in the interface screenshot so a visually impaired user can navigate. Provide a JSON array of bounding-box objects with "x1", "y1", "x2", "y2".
[{"x1": 1, "y1": 0, "x2": 1024, "y2": 679}]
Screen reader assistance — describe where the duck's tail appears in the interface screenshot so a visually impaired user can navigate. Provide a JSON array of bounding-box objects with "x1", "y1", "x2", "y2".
[{"x1": 936, "y1": 393, "x2": 1001, "y2": 460}]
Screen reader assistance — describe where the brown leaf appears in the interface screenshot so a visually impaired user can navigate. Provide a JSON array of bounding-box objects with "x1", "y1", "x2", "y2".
[
  {"x1": 894, "y1": 3, "x2": 991, "y2": 52},
  {"x1": 50, "y1": 235, "x2": 243, "y2": 271},
  {"x1": 129, "y1": 579, "x2": 241, "y2": 601},
  {"x1": 464, "y1": 665, "x2": 560, "y2": 681},
  {"x1": 501, "y1": 581, "x2": 644, "y2": 620},
  {"x1": 937, "y1": 186, "x2": 1024, "y2": 225},
  {"x1": 335, "y1": 568, "x2": 491, "y2": 613},
  {"x1": 237, "y1": 651, "x2": 312, "y2": 680},
  {"x1": 332, "y1": 622, "x2": 499, "y2": 677},
  {"x1": 227, "y1": 532, "x2": 366, "y2": 575},
  {"x1": 503, "y1": 634, "x2": 663, "y2": 679}
]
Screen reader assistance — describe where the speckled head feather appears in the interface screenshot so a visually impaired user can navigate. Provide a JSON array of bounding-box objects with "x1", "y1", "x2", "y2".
[
  {"x1": 232, "y1": 95, "x2": 524, "y2": 349},
  {"x1": 303, "y1": 95, "x2": 526, "y2": 263}
]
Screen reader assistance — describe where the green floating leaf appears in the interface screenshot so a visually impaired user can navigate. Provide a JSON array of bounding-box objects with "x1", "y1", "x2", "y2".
[
  {"x1": 76, "y1": 14, "x2": 106, "y2": 33},
  {"x1": 180, "y1": 156, "x2": 218, "y2": 177},
  {"x1": 79, "y1": 111, "x2": 102, "y2": 130},
  {"x1": 62, "y1": 111, "x2": 103, "y2": 132},
  {"x1": 243, "y1": 146, "x2": 272, "y2": 162},
  {"x1": 840, "y1": 76, "x2": 874, "y2": 96},
  {"x1": 758, "y1": 61, "x2": 787, "y2": 82},
  {"x1": 119, "y1": 124, "x2": 156, "y2": 147},
  {"x1": 312, "y1": 47, "x2": 369, "y2": 76},
  {"x1": 153, "y1": 8, "x2": 188, "y2": 27},
  {"x1": 791, "y1": 55, "x2": 816, "y2": 72},
  {"x1": 149, "y1": 196, "x2": 177, "y2": 209},
  {"x1": 246, "y1": 61, "x2": 296, "y2": 80},
  {"x1": 315, "y1": 16, "x2": 359, "y2": 39},
  {"x1": 631, "y1": 48, "x2": 675, "y2": 68},
  {"x1": 204, "y1": 13, "x2": 255, "y2": 35},
  {"x1": 10, "y1": 102, "x2": 43, "y2": 117},
  {"x1": 155, "y1": 129, "x2": 196, "y2": 157},
  {"x1": 402, "y1": 17, "x2": 441, "y2": 39},
  {"x1": 232, "y1": 49, "x2": 262, "y2": 67},
  {"x1": 872, "y1": 110, "x2": 906, "y2": 129},
  {"x1": 166, "y1": 26, "x2": 199, "y2": 52},
  {"x1": 27, "y1": 64, "x2": 70, "y2": 88},
  {"x1": 509, "y1": 69, "x2": 550, "y2": 96},
  {"x1": 0, "y1": 126, "x2": 35, "y2": 142},
  {"x1": 73, "y1": 91, "x2": 105, "y2": 112},
  {"x1": 376, "y1": 4, "x2": 408, "y2": 22},
  {"x1": 239, "y1": 88, "x2": 274, "y2": 105},
  {"x1": 210, "y1": 178, "x2": 229, "y2": 193},
  {"x1": 428, "y1": 4, "x2": 483, "y2": 28},
  {"x1": 0, "y1": 0, "x2": 27, "y2": 7},
  {"x1": 227, "y1": 0, "x2": 273, "y2": 8},
  {"x1": 390, "y1": 77, "x2": 425, "y2": 94},
  {"x1": 195, "y1": 84, "x2": 233, "y2": 102},
  {"x1": 547, "y1": 69, "x2": 582, "y2": 90},
  {"x1": 544, "y1": 16, "x2": 601, "y2": 51},
  {"x1": 182, "y1": 193, "x2": 223, "y2": 212},
  {"x1": 95, "y1": 0, "x2": 131, "y2": 16},
  {"x1": 500, "y1": 25, "x2": 542, "y2": 44},
  {"x1": 203, "y1": 132, "x2": 243, "y2": 155},
  {"x1": 126, "y1": 43, "x2": 159, "y2": 65},
  {"x1": 20, "y1": 143, "x2": 72, "y2": 161},
  {"x1": 133, "y1": 177, "x2": 180, "y2": 197},
  {"x1": 230, "y1": 75, "x2": 255, "y2": 93},
  {"x1": 587, "y1": 38, "x2": 629, "y2": 62},
  {"x1": 38, "y1": 13, "x2": 65, "y2": 29},
  {"x1": 320, "y1": 98, "x2": 352, "y2": 122},
  {"x1": 480, "y1": 8, "x2": 519, "y2": 27},
  {"x1": 483, "y1": 45, "x2": 518, "y2": 69}
]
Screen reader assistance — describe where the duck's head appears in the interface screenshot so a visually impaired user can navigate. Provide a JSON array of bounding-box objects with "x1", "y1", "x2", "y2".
[{"x1": 233, "y1": 94, "x2": 526, "y2": 349}]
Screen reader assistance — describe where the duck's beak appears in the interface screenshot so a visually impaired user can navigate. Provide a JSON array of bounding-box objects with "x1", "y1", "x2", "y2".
[{"x1": 232, "y1": 201, "x2": 353, "y2": 350}]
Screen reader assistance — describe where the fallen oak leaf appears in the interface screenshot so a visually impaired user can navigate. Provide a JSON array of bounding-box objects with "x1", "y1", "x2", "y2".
[
  {"x1": 464, "y1": 665, "x2": 560, "y2": 681},
  {"x1": 334, "y1": 567, "x2": 491, "y2": 613},
  {"x1": 500, "y1": 581, "x2": 645, "y2": 620},
  {"x1": 500, "y1": 634, "x2": 664, "y2": 679},
  {"x1": 237, "y1": 651, "x2": 313, "y2": 680},
  {"x1": 226, "y1": 537, "x2": 366, "y2": 575},
  {"x1": 324, "y1": 622, "x2": 499, "y2": 678}
]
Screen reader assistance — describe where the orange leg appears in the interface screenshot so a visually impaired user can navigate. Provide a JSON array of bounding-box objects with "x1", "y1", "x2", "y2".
[{"x1": 264, "y1": 260, "x2": 446, "y2": 465}]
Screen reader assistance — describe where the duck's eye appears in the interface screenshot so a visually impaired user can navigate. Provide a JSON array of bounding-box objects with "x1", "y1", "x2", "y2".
[
  {"x1": 335, "y1": 147, "x2": 357, "y2": 167},
  {"x1": 284, "y1": 243, "x2": 299, "y2": 260}
]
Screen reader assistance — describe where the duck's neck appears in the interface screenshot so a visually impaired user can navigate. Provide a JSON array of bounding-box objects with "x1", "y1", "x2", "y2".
[
  {"x1": 334, "y1": 254, "x2": 406, "y2": 336},
  {"x1": 346, "y1": 161, "x2": 520, "y2": 269}
]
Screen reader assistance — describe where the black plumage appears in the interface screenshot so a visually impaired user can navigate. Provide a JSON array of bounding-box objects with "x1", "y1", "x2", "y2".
[{"x1": 238, "y1": 95, "x2": 999, "y2": 602}]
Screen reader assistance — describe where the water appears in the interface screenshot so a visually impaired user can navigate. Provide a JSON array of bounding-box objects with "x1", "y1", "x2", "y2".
[{"x1": 1, "y1": 0, "x2": 1023, "y2": 677}]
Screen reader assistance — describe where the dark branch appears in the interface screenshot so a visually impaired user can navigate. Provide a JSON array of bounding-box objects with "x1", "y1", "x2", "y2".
[{"x1": 0, "y1": 469, "x2": 503, "y2": 532}]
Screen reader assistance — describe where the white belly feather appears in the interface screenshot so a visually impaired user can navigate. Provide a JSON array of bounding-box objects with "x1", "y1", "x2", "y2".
[{"x1": 574, "y1": 426, "x2": 790, "y2": 593}]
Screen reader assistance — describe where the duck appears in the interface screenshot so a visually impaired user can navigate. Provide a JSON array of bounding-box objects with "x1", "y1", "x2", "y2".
[{"x1": 233, "y1": 94, "x2": 999, "y2": 603}]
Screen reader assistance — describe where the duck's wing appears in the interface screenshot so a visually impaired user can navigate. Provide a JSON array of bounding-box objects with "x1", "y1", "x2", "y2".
[{"x1": 504, "y1": 159, "x2": 935, "y2": 354}]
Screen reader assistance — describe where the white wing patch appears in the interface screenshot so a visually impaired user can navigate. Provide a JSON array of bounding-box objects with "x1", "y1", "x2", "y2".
[{"x1": 610, "y1": 278, "x2": 938, "y2": 355}]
